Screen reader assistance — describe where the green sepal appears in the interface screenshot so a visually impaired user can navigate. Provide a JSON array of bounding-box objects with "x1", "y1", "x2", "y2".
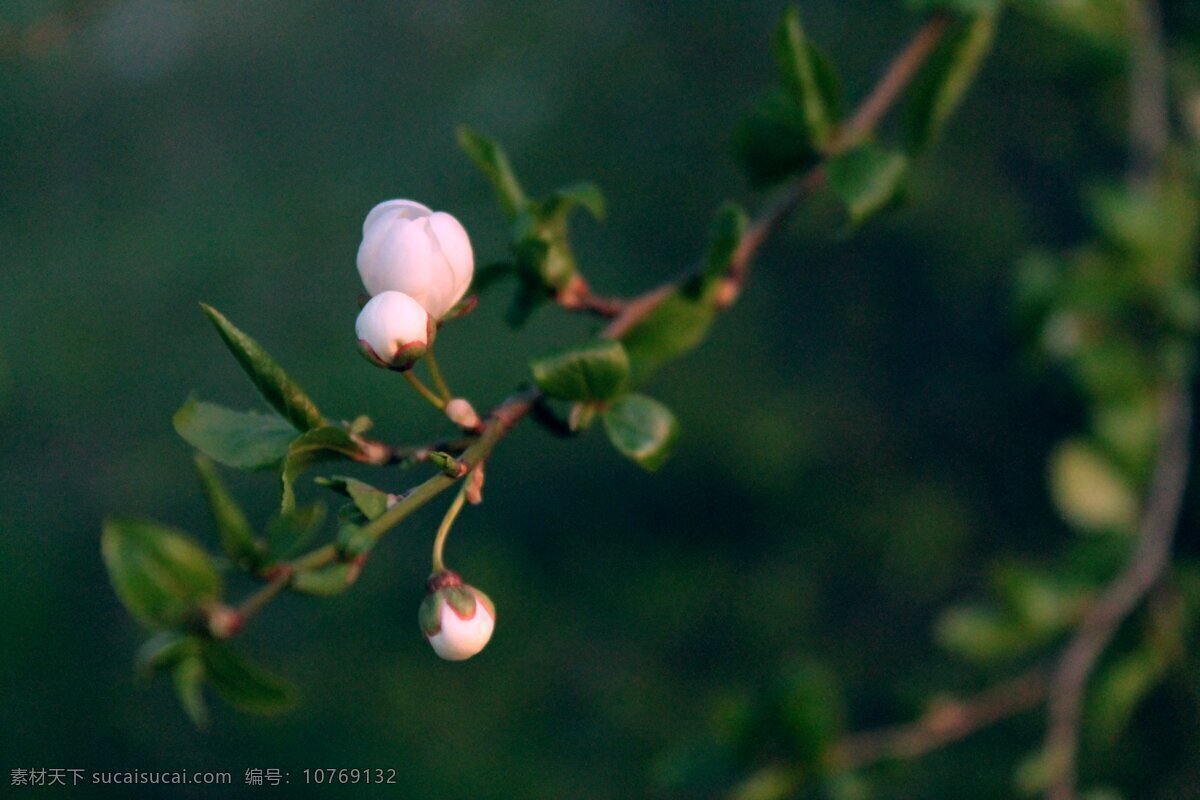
[
  {"x1": 280, "y1": 425, "x2": 362, "y2": 513},
  {"x1": 199, "y1": 304, "x2": 325, "y2": 432},
  {"x1": 458, "y1": 126, "x2": 528, "y2": 220},
  {"x1": 773, "y1": 5, "x2": 839, "y2": 149},
  {"x1": 904, "y1": 12, "x2": 996, "y2": 154},
  {"x1": 826, "y1": 143, "x2": 909, "y2": 227},
  {"x1": 264, "y1": 503, "x2": 327, "y2": 563},
  {"x1": 200, "y1": 641, "x2": 293, "y2": 715},
  {"x1": 316, "y1": 476, "x2": 391, "y2": 521},
  {"x1": 194, "y1": 455, "x2": 263, "y2": 571},
  {"x1": 102, "y1": 517, "x2": 222, "y2": 628},
  {"x1": 530, "y1": 338, "x2": 632, "y2": 402},
  {"x1": 172, "y1": 655, "x2": 210, "y2": 729},
  {"x1": 173, "y1": 397, "x2": 295, "y2": 471},
  {"x1": 428, "y1": 451, "x2": 465, "y2": 477},
  {"x1": 291, "y1": 563, "x2": 356, "y2": 596},
  {"x1": 602, "y1": 394, "x2": 680, "y2": 472}
]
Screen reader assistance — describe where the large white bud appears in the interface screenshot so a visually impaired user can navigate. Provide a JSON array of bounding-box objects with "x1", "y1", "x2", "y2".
[
  {"x1": 418, "y1": 570, "x2": 495, "y2": 661},
  {"x1": 355, "y1": 290, "x2": 433, "y2": 371},
  {"x1": 356, "y1": 199, "x2": 474, "y2": 321}
]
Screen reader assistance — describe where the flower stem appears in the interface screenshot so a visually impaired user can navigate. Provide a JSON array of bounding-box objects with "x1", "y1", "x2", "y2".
[
  {"x1": 404, "y1": 370, "x2": 446, "y2": 410},
  {"x1": 424, "y1": 346, "x2": 454, "y2": 402},
  {"x1": 431, "y1": 483, "x2": 469, "y2": 573}
]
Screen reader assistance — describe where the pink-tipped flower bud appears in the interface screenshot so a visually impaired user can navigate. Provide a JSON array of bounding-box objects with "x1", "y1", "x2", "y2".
[
  {"x1": 356, "y1": 199, "x2": 474, "y2": 321},
  {"x1": 418, "y1": 570, "x2": 495, "y2": 661},
  {"x1": 355, "y1": 291, "x2": 434, "y2": 371},
  {"x1": 445, "y1": 397, "x2": 482, "y2": 431}
]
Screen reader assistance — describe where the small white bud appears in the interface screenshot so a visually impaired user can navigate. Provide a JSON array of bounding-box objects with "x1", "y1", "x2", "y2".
[
  {"x1": 418, "y1": 571, "x2": 495, "y2": 661},
  {"x1": 355, "y1": 291, "x2": 433, "y2": 371},
  {"x1": 445, "y1": 397, "x2": 482, "y2": 430},
  {"x1": 356, "y1": 199, "x2": 474, "y2": 321}
]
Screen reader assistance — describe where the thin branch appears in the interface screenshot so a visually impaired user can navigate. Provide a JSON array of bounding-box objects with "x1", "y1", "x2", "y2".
[
  {"x1": 827, "y1": 668, "x2": 1048, "y2": 771},
  {"x1": 1044, "y1": 389, "x2": 1192, "y2": 800},
  {"x1": 605, "y1": 12, "x2": 951, "y2": 337},
  {"x1": 1127, "y1": 0, "x2": 1169, "y2": 187}
]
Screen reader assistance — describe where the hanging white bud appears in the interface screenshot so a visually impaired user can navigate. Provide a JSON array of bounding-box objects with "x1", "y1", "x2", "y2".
[
  {"x1": 418, "y1": 570, "x2": 495, "y2": 661},
  {"x1": 356, "y1": 199, "x2": 475, "y2": 321},
  {"x1": 355, "y1": 291, "x2": 434, "y2": 371}
]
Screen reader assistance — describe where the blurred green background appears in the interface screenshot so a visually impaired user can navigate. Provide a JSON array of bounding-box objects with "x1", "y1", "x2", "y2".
[{"x1": 3, "y1": 1, "x2": 1200, "y2": 797}]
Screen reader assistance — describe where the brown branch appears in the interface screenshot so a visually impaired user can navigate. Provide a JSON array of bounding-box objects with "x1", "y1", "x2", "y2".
[
  {"x1": 827, "y1": 668, "x2": 1048, "y2": 771},
  {"x1": 1044, "y1": 389, "x2": 1192, "y2": 799},
  {"x1": 605, "y1": 12, "x2": 951, "y2": 337}
]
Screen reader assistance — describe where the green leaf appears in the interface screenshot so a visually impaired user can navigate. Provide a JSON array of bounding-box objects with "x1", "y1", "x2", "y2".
[
  {"x1": 194, "y1": 455, "x2": 263, "y2": 571},
  {"x1": 733, "y1": 90, "x2": 822, "y2": 187},
  {"x1": 549, "y1": 181, "x2": 606, "y2": 221},
  {"x1": 513, "y1": 209, "x2": 577, "y2": 290},
  {"x1": 102, "y1": 518, "x2": 222, "y2": 628},
  {"x1": 905, "y1": 12, "x2": 997, "y2": 154},
  {"x1": 531, "y1": 338, "x2": 632, "y2": 402},
  {"x1": 291, "y1": 563, "x2": 356, "y2": 596},
  {"x1": 620, "y1": 292, "x2": 718, "y2": 385},
  {"x1": 826, "y1": 144, "x2": 909, "y2": 227},
  {"x1": 172, "y1": 655, "x2": 210, "y2": 729},
  {"x1": 201, "y1": 642, "x2": 293, "y2": 715},
  {"x1": 935, "y1": 604, "x2": 1032, "y2": 663},
  {"x1": 907, "y1": 0, "x2": 1002, "y2": 13},
  {"x1": 695, "y1": 202, "x2": 748, "y2": 291},
  {"x1": 1009, "y1": 0, "x2": 1133, "y2": 50},
  {"x1": 602, "y1": 394, "x2": 680, "y2": 471},
  {"x1": 173, "y1": 397, "x2": 295, "y2": 471},
  {"x1": 315, "y1": 476, "x2": 390, "y2": 521},
  {"x1": 1049, "y1": 440, "x2": 1139, "y2": 534},
  {"x1": 458, "y1": 126, "x2": 527, "y2": 219},
  {"x1": 773, "y1": 6, "x2": 836, "y2": 148},
  {"x1": 1089, "y1": 644, "x2": 1168, "y2": 744},
  {"x1": 136, "y1": 631, "x2": 201, "y2": 676},
  {"x1": 265, "y1": 503, "x2": 326, "y2": 563},
  {"x1": 280, "y1": 425, "x2": 362, "y2": 512},
  {"x1": 200, "y1": 304, "x2": 325, "y2": 432}
]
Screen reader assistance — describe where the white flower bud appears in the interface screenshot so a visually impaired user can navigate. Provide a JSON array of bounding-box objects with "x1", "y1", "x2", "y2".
[
  {"x1": 444, "y1": 397, "x2": 482, "y2": 430},
  {"x1": 355, "y1": 291, "x2": 433, "y2": 371},
  {"x1": 419, "y1": 571, "x2": 495, "y2": 661},
  {"x1": 356, "y1": 199, "x2": 474, "y2": 321}
]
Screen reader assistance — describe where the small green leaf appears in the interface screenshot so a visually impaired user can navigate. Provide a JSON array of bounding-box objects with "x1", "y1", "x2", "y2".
[
  {"x1": 549, "y1": 181, "x2": 606, "y2": 221},
  {"x1": 173, "y1": 397, "x2": 295, "y2": 471},
  {"x1": 194, "y1": 455, "x2": 263, "y2": 571},
  {"x1": 1009, "y1": 0, "x2": 1132, "y2": 50},
  {"x1": 935, "y1": 604, "x2": 1031, "y2": 663},
  {"x1": 200, "y1": 304, "x2": 325, "y2": 432},
  {"x1": 280, "y1": 425, "x2": 362, "y2": 512},
  {"x1": 1049, "y1": 440, "x2": 1139, "y2": 533},
  {"x1": 694, "y1": 202, "x2": 748, "y2": 291},
  {"x1": 316, "y1": 476, "x2": 390, "y2": 521},
  {"x1": 136, "y1": 631, "x2": 200, "y2": 676},
  {"x1": 620, "y1": 292, "x2": 717, "y2": 385},
  {"x1": 826, "y1": 144, "x2": 909, "y2": 226},
  {"x1": 336, "y1": 522, "x2": 376, "y2": 559},
  {"x1": 428, "y1": 451, "x2": 465, "y2": 477},
  {"x1": 458, "y1": 126, "x2": 527, "y2": 219},
  {"x1": 201, "y1": 642, "x2": 293, "y2": 715},
  {"x1": 291, "y1": 563, "x2": 356, "y2": 596},
  {"x1": 172, "y1": 655, "x2": 210, "y2": 729},
  {"x1": 1089, "y1": 644, "x2": 1168, "y2": 744},
  {"x1": 265, "y1": 503, "x2": 326, "y2": 563},
  {"x1": 907, "y1": 0, "x2": 1001, "y2": 13},
  {"x1": 102, "y1": 518, "x2": 222, "y2": 628},
  {"x1": 773, "y1": 6, "x2": 837, "y2": 148},
  {"x1": 602, "y1": 394, "x2": 680, "y2": 471},
  {"x1": 531, "y1": 338, "x2": 631, "y2": 402},
  {"x1": 905, "y1": 12, "x2": 996, "y2": 154},
  {"x1": 733, "y1": 89, "x2": 822, "y2": 186},
  {"x1": 513, "y1": 209, "x2": 577, "y2": 290}
]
